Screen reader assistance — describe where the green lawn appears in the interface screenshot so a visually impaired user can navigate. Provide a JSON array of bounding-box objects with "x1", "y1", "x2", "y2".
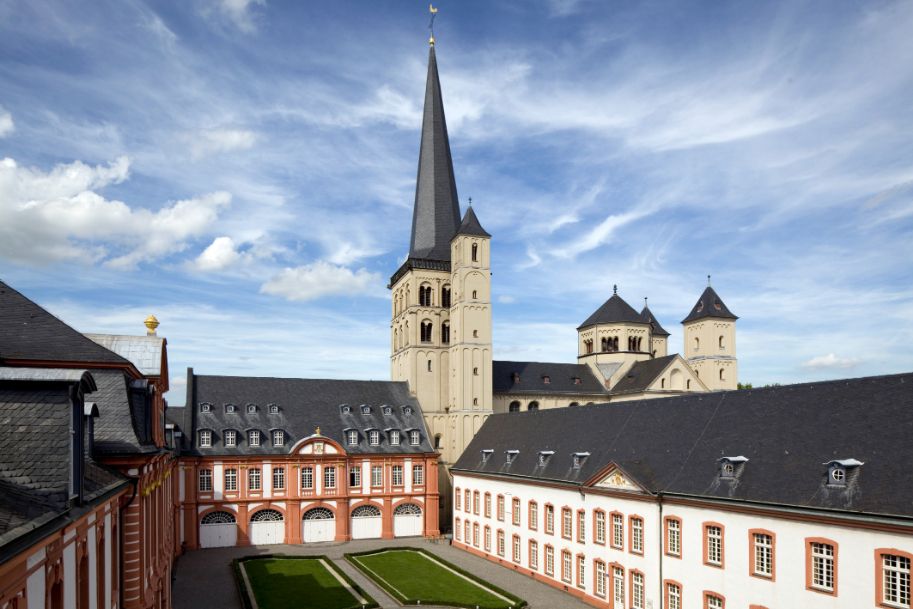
[
  {"x1": 240, "y1": 557, "x2": 374, "y2": 609},
  {"x1": 347, "y1": 549, "x2": 525, "y2": 609}
]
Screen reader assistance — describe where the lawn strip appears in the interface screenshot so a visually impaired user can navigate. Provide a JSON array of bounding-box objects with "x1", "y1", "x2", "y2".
[
  {"x1": 349, "y1": 554, "x2": 410, "y2": 603},
  {"x1": 415, "y1": 552, "x2": 514, "y2": 604},
  {"x1": 321, "y1": 558, "x2": 369, "y2": 606}
]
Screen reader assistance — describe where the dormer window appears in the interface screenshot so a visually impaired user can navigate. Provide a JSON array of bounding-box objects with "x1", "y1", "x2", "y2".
[
  {"x1": 268, "y1": 403, "x2": 279, "y2": 414},
  {"x1": 200, "y1": 402, "x2": 212, "y2": 413},
  {"x1": 347, "y1": 430, "x2": 359, "y2": 446},
  {"x1": 272, "y1": 430, "x2": 285, "y2": 446},
  {"x1": 368, "y1": 430, "x2": 380, "y2": 446},
  {"x1": 390, "y1": 430, "x2": 401, "y2": 445},
  {"x1": 481, "y1": 449, "x2": 493, "y2": 463},
  {"x1": 572, "y1": 377, "x2": 581, "y2": 385},
  {"x1": 403, "y1": 406, "x2": 413, "y2": 415},
  {"x1": 542, "y1": 375, "x2": 550, "y2": 384},
  {"x1": 383, "y1": 405, "x2": 393, "y2": 415},
  {"x1": 246, "y1": 403, "x2": 257, "y2": 414},
  {"x1": 361, "y1": 405, "x2": 372, "y2": 414},
  {"x1": 538, "y1": 450, "x2": 554, "y2": 466},
  {"x1": 248, "y1": 430, "x2": 260, "y2": 446},
  {"x1": 341, "y1": 404, "x2": 351, "y2": 414},
  {"x1": 719, "y1": 456, "x2": 749, "y2": 479},
  {"x1": 224, "y1": 430, "x2": 236, "y2": 447},
  {"x1": 511, "y1": 372, "x2": 520, "y2": 384},
  {"x1": 409, "y1": 430, "x2": 420, "y2": 445},
  {"x1": 825, "y1": 459, "x2": 863, "y2": 487},
  {"x1": 505, "y1": 449, "x2": 519, "y2": 464},
  {"x1": 225, "y1": 404, "x2": 236, "y2": 413},
  {"x1": 199, "y1": 430, "x2": 211, "y2": 447},
  {"x1": 572, "y1": 452, "x2": 590, "y2": 469}
]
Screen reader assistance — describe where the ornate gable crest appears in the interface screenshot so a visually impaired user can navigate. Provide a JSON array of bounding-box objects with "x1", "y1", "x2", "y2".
[{"x1": 589, "y1": 465, "x2": 643, "y2": 492}]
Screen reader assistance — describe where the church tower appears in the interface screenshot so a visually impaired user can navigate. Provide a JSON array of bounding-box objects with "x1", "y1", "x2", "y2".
[
  {"x1": 389, "y1": 41, "x2": 493, "y2": 466},
  {"x1": 682, "y1": 280, "x2": 738, "y2": 390}
]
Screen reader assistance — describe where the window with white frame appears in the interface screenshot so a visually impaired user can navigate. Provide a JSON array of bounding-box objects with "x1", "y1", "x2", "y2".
[
  {"x1": 247, "y1": 404, "x2": 257, "y2": 414},
  {"x1": 455, "y1": 518, "x2": 461, "y2": 541},
  {"x1": 753, "y1": 532, "x2": 773, "y2": 577},
  {"x1": 632, "y1": 517, "x2": 644, "y2": 553},
  {"x1": 464, "y1": 489, "x2": 471, "y2": 512},
  {"x1": 632, "y1": 572, "x2": 645, "y2": 609},
  {"x1": 473, "y1": 491, "x2": 480, "y2": 514},
  {"x1": 561, "y1": 550, "x2": 572, "y2": 583},
  {"x1": 199, "y1": 430, "x2": 211, "y2": 447},
  {"x1": 513, "y1": 535, "x2": 521, "y2": 563},
  {"x1": 562, "y1": 508, "x2": 572, "y2": 539},
  {"x1": 545, "y1": 504, "x2": 554, "y2": 534},
  {"x1": 349, "y1": 466, "x2": 360, "y2": 487},
  {"x1": 198, "y1": 468, "x2": 212, "y2": 491},
  {"x1": 473, "y1": 523, "x2": 479, "y2": 546},
  {"x1": 301, "y1": 466, "x2": 313, "y2": 489},
  {"x1": 512, "y1": 497, "x2": 521, "y2": 525},
  {"x1": 497, "y1": 530, "x2": 505, "y2": 557},
  {"x1": 464, "y1": 520, "x2": 470, "y2": 542},
  {"x1": 546, "y1": 546, "x2": 555, "y2": 576},
  {"x1": 530, "y1": 540, "x2": 538, "y2": 570},
  {"x1": 484, "y1": 526, "x2": 491, "y2": 552},
  {"x1": 666, "y1": 519, "x2": 681, "y2": 556},
  {"x1": 248, "y1": 468, "x2": 261, "y2": 491},
  {"x1": 706, "y1": 594, "x2": 724, "y2": 609},
  {"x1": 272, "y1": 430, "x2": 284, "y2": 446},
  {"x1": 706, "y1": 525, "x2": 723, "y2": 566},
  {"x1": 529, "y1": 501, "x2": 538, "y2": 530},
  {"x1": 248, "y1": 430, "x2": 260, "y2": 446},
  {"x1": 612, "y1": 513, "x2": 624, "y2": 548},
  {"x1": 268, "y1": 404, "x2": 279, "y2": 414},
  {"x1": 485, "y1": 493, "x2": 492, "y2": 517},
  {"x1": 368, "y1": 430, "x2": 380, "y2": 446},
  {"x1": 577, "y1": 555, "x2": 586, "y2": 589},
  {"x1": 613, "y1": 566, "x2": 625, "y2": 607},
  {"x1": 882, "y1": 553, "x2": 910, "y2": 608},
  {"x1": 272, "y1": 467, "x2": 285, "y2": 490},
  {"x1": 578, "y1": 510, "x2": 586, "y2": 542},
  {"x1": 497, "y1": 496, "x2": 505, "y2": 521},
  {"x1": 595, "y1": 511, "x2": 605, "y2": 544},
  {"x1": 224, "y1": 468, "x2": 237, "y2": 491},
  {"x1": 409, "y1": 430, "x2": 420, "y2": 445},
  {"x1": 392, "y1": 465, "x2": 403, "y2": 486},
  {"x1": 371, "y1": 465, "x2": 382, "y2": 487},
  {"x1": 595, "y1": 561, "x2": 606, "y2": 597},
  {"x1": 412, "y1": 464, "x2": 424, "y2": 485},
  {"x1": 810, "y1": 542, "x2": 835, "y2": 592},
  {"x1": 324, "y1": 466, "x2": 336, "y2": 489},
  {"x1": 347, "y1": 430, "x2": 358, "y2": 445},
  {"x1": 224, "y1": 430, "x2": 236, "y2": 447},
  {"x1": 199, "y1": 402, "x2": 211, "y2": 413},
  {"x1": 455, "y1": 488, "x2": 461, "y2": 510},
  {"x1": 390, "y1": 430, "x2": 400, "y2": 445},
  {"x1": 667, "y1": 582, "x2": 681, "y2": 609}
]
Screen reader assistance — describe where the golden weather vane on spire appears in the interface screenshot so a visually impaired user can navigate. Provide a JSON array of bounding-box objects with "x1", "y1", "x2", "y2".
[{"x1": 429, "y1": 4, "x2": 438, "y2": 46}]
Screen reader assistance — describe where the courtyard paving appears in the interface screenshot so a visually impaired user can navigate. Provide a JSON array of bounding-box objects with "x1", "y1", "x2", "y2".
[{"x1": 172, "y1": 537, "x2": 593, "y2": 609}]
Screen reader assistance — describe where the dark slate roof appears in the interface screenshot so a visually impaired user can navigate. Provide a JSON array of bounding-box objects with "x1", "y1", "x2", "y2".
[
  {"x1": 90, "y1": 369, "x2": 157, "y2": 455},
  {"x1": 408, "y1": 45, "x2": 462, "y2": 263},
  {"x1": 455, "y1": 207, "x2": 490, "y2": 238},
  {"x1": 184, "y1": 372, "x2": 435, "y2": 456},
  {"x1": 578, "y1": 293, "x2": 649, "y2": 330},
  {"x1": 640, "y1": 305, "x2": 670, "y2": 337},
  {"x1": 493, "y1": 361, "x2": 607, "y2": 396},
  {"x1": 608, "y1": 355, "x2": 679, "y2": 395},
  {"x1": 682, "y1": 286, "x2": 738, "y2": 323},
  {"x1": 0, "y1": 280, "x2": 130, "y2": 366},
  {"x1": 453, "y1": 372, "x2": 913, "y2": 518}
]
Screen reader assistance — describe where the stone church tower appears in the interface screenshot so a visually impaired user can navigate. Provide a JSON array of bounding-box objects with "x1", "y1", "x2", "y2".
[
  {"x1": 389, "y1": 42, "x2": 493, "y2": 469},
  {"x1": 682, "y1": 283, "x2": 739, "y2": 390}
]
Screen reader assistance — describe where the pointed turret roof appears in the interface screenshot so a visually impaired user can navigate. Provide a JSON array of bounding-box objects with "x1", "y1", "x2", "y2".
[
  {"x1": 640, "y1": 305, "x2": 670, "y2": 337},
  {"x1": 578, "y1": 288, "x2": 648, "y2": 330},
  {"x1": 682, "y1": 286, "x2": 738, "y2": 323},
  {"x1": 408, "y1": 45, "x2": 462, "y2": 262},
  {"x1": 455, "y1": 206, "x2": 490, "y2": 238}
]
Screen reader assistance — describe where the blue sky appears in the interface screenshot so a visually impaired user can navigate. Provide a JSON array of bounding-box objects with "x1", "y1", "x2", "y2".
[{"x1": 1, "y1": 0, "x2": 912, "y2": 403}]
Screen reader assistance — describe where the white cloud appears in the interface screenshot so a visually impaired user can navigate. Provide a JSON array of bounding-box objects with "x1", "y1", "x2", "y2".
[
  {"x1": 213, "y1": 0, "x2": 265, "y2": 33},
  {"x1": 802, "y1": 353, "x2": 862, "y2": 370},
  {"x1": 191, "y1": 236, "x2": 242, "y2": 271},
  {"x1": 260, "y1": 261, "x2": 382, "y2": 302},
  {"x1": 0, "y1": 156, "x2": 230, "y2": 267},
  {"x1": 189, "y1": 128, "x2": 258, "y2": 159},
  {"x1": 0, "y1": 108, "x2": 13, "y2": 137},
  {"x1": 553, "y1": 210, "x2": 647, "y2": 259},
  {"x1": 498, "y1": 295, "x2": 516, "y2": 304}
]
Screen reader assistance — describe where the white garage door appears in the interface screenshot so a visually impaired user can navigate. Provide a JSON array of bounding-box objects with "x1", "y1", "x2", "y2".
[
  {"x1": 302, "y1": 508, "x2": 335, "y2": 543},
  {"x1": 199, "y1": 511, "x2": 238, "y2": 548},
  {"x1": 393, "y1": 504, "x2": 423, "y2": 538},
  {"x1": 250, "y1": 509, "x2": 285, "y2": 545},
  {"x1": 350, "y1": 505, "x2": 382, "y2": 540}
]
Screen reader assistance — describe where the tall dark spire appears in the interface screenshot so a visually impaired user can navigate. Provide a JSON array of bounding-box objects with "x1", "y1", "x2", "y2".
[{"x1": 408, "y1": 44, "x2": 461, "y2": 261}]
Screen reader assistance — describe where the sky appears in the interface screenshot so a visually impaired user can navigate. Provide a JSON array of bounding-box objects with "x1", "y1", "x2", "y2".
[{"x1": 1, "y1": 0, "x2": 912, "y2": 404}]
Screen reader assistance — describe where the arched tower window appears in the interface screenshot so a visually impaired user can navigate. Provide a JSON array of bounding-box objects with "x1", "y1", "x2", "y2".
[
  {"x1": 434, "y1": 433, "x2": 442, "y2": 449},
  {"x1": 719, "y1": 335, "x2": 725, "y2": 350},
  {"x1": 442, "y1": 285, "x2": 451, "y2": 308},
  {"x1": 419, "y1": 285, "x2": 432, "y2": 306},
  {"x1": 528, "y1": 401, "x2": 539, "y2": 412},
  {"x1": 508, "y1": 401, "x2": 521, "y2": 413},
  {"x1": 601, "y1": 337, "x2": 609, "y2": 352},
  {"x1": 471, "y1": 243, "x2": 478, "y2": 262},
  {"x1": 472, "y1": 290, "x2": 478, "y2": 299},
  {"x1": 694, "y1": 337, "x2": 700, "y2": 351},
  {"x1": 420, "y1": 321, "x2": 433, "y2": 343},
  {"x1": 441, "y1": 322, "x2": 450, "y2": 344},
  {"x1": 613, "y1": 336, "x2": 619, "y2": 351},
  {"x1": 719, "y1": 368, "x2": 725, "y2": 381}
]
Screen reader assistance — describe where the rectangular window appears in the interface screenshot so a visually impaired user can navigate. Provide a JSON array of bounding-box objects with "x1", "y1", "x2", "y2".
[
  {"x1": 224, "y1": 430, "x2": 236, "y2": 447},
  {"x1": 465, "y1": 489, "x2": 471, "y2": 512},
  {"x1": 248, "y1": 468, "x2": 261, "y2": 491},
  {"x1": 632, "y1": 572, "x2": 645, "y2": 609},
  {"x1": 562, "y1": 508, "x2": 572, "y2": 539},
  {"x1": 324, "y1": 466, "x2": 336, "y2": 489},
  {"x1": 562, "y1": 550, "x2": 572, "y2": 583},
  {"x1": 473, "y1": 491, "x2": 480, "y2": 515},
  {"x1": 631, "y1": 516, "x2": 644, "y2": 554},
  {"x1": 272, "y1": 430, "x2": 284, "y2": 446},
  {"x1": 392, "y1": 465, "x2": 403, "y2": 486},
  {"x1": 248, "y1": 430, "x2": 260, "y2": 446},
  {"x1": 497, "y1": 496, "x2": 505, "y2": 521},
  {"x1": 513, "y1": 535, "x2": 521, "y2": 563},
  {"x1": 347, "y1": 430, "x2": 358, "y2": 445},
  {"x1": 613, "y1": 566, "x2": 625, "y2": 607},
  {"x1": 199, "y1": 430, "x2": 211, "y2": 447},
  {"x1": 224, "y1": 468, "x2": 237, "y2": 491},
  {"x1": 705, "y1": 594, "x2": 724, "y2": 609},
  {"x1": 413, "y1": 464, "x2": 424, "y2": 485},
  {"x1": 198, "y1": 468, "x2": 212, "y2": 491},
  {"x1": 497, "y1": 530, "x2": 505, "y2": 557},
  {"x1": 810, "y1": 542, "x2": 835, "y2": 592},
  {"x1": 612, "y1": 513, "x2": 624, "y2": 549},
  {"x1": 706, "y1": 524, "x2": 723, "y2": 566},
  {"x1": 455, "y1": 518, "x2": 461, "y2": 541},
  {"x1": 577, "y1": 555, "x2": 586, "y2": 589},
  {"x1": 545, "y1": 546, "x2": 555, "y2": 577},
  {"x1": 455, "y1": 488, "x2": 461, "y2": 510},
  {"x1": 529, "y1": 501, "x2": 538, "y2": 530},
  {"x1": 595, "y1": 510, "x2": 606, "y2": 544},
  {"x1": 529, "y1": 540, "x2": 539, "y2": 570},
  {"x1": 666, "y1": 518, "x2": 681, "y2": 557},
  {"x1": 372, "y1": 465, "x2": 383, "y2": 487},
  {"x1": 485, "y1": 493, "x2": 492, "y2": 518},
  {"x1": 369, "y1": 430, "x2": 380, "y2": 446},
  {"x1": 473, "y1": 523, "x2": 479, "y2": 547},
  {"x1": 752, "y1": 532, "x2": 774, "y2": 578},
  {"x1": 545, "y1": 504, "x2": 554, "y2": 534},
  {"x1": 301, "y1": 466, "x2": 313, "y2": 489},
  {"x1": 350, "y1": 466, "x2": 360, "y2": 487},
  {"x1": 595, "y1": 561, "x2": 606, "y2": 597},
  {"x1": 464, "y1": 520, "x2": 470, "y2": 543},
  {"x1": 882, "y1": 553, "x2": 910, "y2": 608},
  {"x1": 666, "y1": 582, "x2": 682, "y2": 609},
  {"x1": 272, "y1": 467, "x2": 285, "y2": 490},
  {"x1": 390, "y1": 430, "x2": 400, "y2": 445},
  {"x1": 512, "y1": 498, "x2": 521, "y2": 526},
  {"x1": 484, "y1": 526, "x2": 491, "y2": 552},
  {"x1": 577, "y1": 510, "x2": 586, "y2": 543},
  {"x1": 410, "y1": 430, "x2": 420, "y2": 445}
]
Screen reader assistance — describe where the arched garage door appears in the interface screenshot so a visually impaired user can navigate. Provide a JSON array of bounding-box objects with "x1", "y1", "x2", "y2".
[
  {"x1": 250, "y1": 509, "x2": 285, "y2": 545},
  {"x1": 199, "y1": 511, "x2": 237, "y2": 548},
  {"x1": 350, "y1": 505, "x2": 382, "y2": 540},
  {"x1": 393, "y1": 503, "x2": 423, "y2": 537},
  {"x1": 302, "y1": 508, "x2": 335, "y2": 543}
]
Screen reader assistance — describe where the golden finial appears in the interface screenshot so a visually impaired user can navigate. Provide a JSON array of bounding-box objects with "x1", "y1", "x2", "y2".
[
  {"x1": 429, "y1": 4, "x2": 438, "y2": 46},
  {"x1": 144, "y1": 314, "x2": 159, "y2": 336},
  {"x1": 315, "y1": 426, "x2": 321, "y2": 436}
]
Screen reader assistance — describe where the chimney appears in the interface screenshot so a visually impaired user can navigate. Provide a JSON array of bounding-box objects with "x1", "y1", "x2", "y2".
[{"x1": 144, "y1": 314, "x2": 159, "y2": 336}]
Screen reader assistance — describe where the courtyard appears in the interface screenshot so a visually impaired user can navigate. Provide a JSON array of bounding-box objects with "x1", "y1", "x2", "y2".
[{"x1": 173, "y1": 538, "x2": 592, "y2": 609}]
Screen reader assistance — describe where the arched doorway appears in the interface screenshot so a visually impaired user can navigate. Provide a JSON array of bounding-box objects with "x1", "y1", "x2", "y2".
[
  {"x1": 393, "y1": 503, "x2": 423, "y2": 537},
  {"x1": 199, "y1": 511, "x2": 238, "y2": 548},
  {"x1": 350, "y1": 504, "x2": 382, "y2": 540},
  {"x1": 249, "y1": 509, "x2": 284, "y2": 545},
  {"x1": 301, "y1": 507, "x2": 335, "y2": 543}
]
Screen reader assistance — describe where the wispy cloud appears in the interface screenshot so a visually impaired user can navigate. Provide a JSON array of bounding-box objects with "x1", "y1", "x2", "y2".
[
  {"x1": 0, "y1": 108, "x2": 13, "y2": 138},
  {"x1": 802, "y1": 353, "x2": 861, "y2": 371},
  {"x1": 209, "y1": 0, "x2": 266, "y2": 33},
  {"x1": 188, "y1": 128, "x2": 258, "y2": 159},
  {"x1": 260, "y1": 261, "x2": 383, "y2": 302}
]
